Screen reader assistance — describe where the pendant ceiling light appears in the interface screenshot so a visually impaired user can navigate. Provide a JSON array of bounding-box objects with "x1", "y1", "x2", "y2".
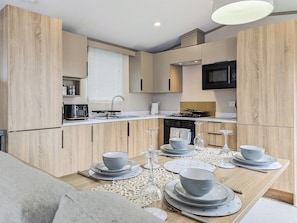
[{"x1": 211, "y1": 0, "x2": 274, "y2": 25}]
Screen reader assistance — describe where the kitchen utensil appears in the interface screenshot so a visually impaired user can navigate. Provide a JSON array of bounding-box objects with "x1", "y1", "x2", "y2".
[
  {"x1": 240, "y1": 145, "x2": 265, "y2": 161},
  {"x1": 102, "y1": 151, "x2": 128, "y2": 170}
]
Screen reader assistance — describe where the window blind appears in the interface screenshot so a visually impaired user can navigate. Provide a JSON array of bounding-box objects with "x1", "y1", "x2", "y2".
[{"x1": 87, "y1": 47, "x2": 123, "y2": 102}]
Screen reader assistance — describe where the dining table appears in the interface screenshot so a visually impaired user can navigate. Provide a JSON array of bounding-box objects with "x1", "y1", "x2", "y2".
[{"x1": 60, "y1": 148, "x2": 289, "y2": 223}]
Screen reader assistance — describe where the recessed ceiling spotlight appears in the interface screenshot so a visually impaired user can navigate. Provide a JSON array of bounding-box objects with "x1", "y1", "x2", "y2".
[{"x1": 154, "y1": 22, "x2": 161, "y2": 27}]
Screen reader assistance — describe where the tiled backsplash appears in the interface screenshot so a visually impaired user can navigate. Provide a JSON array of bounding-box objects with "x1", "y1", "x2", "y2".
[{"x1": 180, "y1": 101, "x2": 216, "y2": 116}]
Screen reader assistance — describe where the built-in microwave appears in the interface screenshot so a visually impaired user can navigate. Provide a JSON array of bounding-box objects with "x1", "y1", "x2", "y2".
[{"x1": 202, "y1": 61, "x2": 236, "y2": 90}]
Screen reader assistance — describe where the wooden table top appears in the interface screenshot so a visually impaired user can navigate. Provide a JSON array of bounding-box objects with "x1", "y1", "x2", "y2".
[{"x1": 60, "y1": 154, "x2": 289, "y2": 223}]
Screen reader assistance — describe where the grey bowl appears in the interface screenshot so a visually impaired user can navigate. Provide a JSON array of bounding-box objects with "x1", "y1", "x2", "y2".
[
  {"x1": 179, "y1": 168, "x2": 215, "y2": 197},
  {"x1": 102, "y1": 151, "x2": 128, "y2": 170},
  {"x1": 169, "y1": 138, "x2": 188, "y2": 150},
  {"x1": 240, "y1": 145, "x2": 265, "y2": 161}
]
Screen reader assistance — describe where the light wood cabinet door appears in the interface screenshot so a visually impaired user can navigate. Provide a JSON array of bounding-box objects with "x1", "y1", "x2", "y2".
[
  {"x1": 129, "y1": 51, "x2": 154, "y2": 93},
  {"x1": 128, "y1": 119, "x2": 159, "y2": 158},
  {"x1": 92, "y1": 121, "x2": 128, "y2": 162},
  {"x1": 63, "y1": 31, "x2": 88, "y2": 78},
  {"x1": 237, "y1": 124, "x2": 294, "y2": 193},
  {"x1": 237, "y1": 20, "x2": 295, "y2": 127},
  {"x1": 153, "y1": 51, "x2": 182, "y2": 93},
  {"x1": 0, "y1": 5, "x2": 62, "y2": 131},
  {"x1": 201, "y1": 37, "x2": 237, "y2": 65},
  {"x1": 61, "y1": 125, "x2": 93, "y2": 177},
  {"x1": 8, "y1": 128, "x2": 62, "y2": 176},
  {"x1": 199, "y1": 121, "x2": 237, "y2": 150}
]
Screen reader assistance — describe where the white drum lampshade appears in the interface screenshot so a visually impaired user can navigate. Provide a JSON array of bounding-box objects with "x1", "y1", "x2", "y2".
[{"x1": 211, "y1": 0, "x2": 274, "y2": 25}]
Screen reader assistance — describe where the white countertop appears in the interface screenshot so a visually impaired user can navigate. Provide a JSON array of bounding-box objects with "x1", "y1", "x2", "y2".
[{"x1": 62, "y1": 114, "x2": 236, "y2": 126}]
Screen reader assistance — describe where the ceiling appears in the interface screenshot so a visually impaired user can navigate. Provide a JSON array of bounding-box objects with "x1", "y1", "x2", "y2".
[{"x1": 1, "y1": 0, "x2": 297, "y2": 53}]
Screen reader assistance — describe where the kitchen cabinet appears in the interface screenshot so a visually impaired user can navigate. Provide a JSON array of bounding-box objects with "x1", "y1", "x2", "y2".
[
  {"x1": 153, "y1": 51, "x2": 182, "y2": 93},
  {"x1": 128, "y1": 119, "x2": 159, "y2": 158},
  {"x1": 8, "y1": 128, "x2": 62, "y2": 176},
  {"x1": 236, "y1": 19, "x2": 297, "y2": 204},
  {"x1": 63, "y1": 31, "x2": 88, "y2": 78},
  {"x1": 198, "y1": 121, "x2": 237, "y2": 150},
  {"x1": 60, "y1": 125, "x2": 93, "y2": 177},
  {"x1": 201, "y1": 37, "x2": 237, "y2": 65},
  {"x1": 169, "y1": 44, "x2": 202, "y2": 65},
  {"x1": 129, "y1": 51, "x2": 154, "y2": 93},
  {"x1": 0, "y1": 5, "x2": 62, "y2": 132},
  {"x1": 92, "y1": 121, "x2": 128, "y2": 162}
]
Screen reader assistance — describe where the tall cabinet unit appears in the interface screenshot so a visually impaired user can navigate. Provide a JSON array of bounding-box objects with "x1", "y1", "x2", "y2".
[
  {"x1": 0, "y1": 5, "x2": 63, "y2": 176},
  {"x1": 236, "y1": 20, "x2": 297, "y2": 204}
]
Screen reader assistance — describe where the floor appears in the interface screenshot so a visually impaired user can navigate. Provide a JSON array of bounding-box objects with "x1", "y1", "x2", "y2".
[{"x1": 240, "y1": 198, "x2": 297, "y2": 223}]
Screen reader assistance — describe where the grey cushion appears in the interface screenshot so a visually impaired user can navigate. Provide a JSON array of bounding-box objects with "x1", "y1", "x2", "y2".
[
  {"x1": 0, "y1": 151, "x2": 76, "y2": 223},
  {"x1": 53, "y1": 191, "x2": 165, "y2": 223}
]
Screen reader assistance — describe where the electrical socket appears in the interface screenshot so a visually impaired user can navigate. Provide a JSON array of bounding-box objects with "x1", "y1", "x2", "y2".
[{"x1": 229, "y1": 101, "x2": 236, "y2": 107}]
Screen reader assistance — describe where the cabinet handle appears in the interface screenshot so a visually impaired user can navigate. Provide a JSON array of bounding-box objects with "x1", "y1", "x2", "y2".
[
  {"x1": 227, "y1": 66, "x2": 231, "y2": 84},
  {"x1": 91, "y1": 125, "x2": 93, "y2": 142},
  {"x1": 62, "y1": 130, "x2": 64, "y2": 149},
  {"x1": 127, "y1": 122, "x2": 130, "y2": 136},
  {"x1": 168, "y1": 79, "x2": 171, "y2": 91},
  {"x1": 140, "y1": 79, "x2": 143, "y2": 91}
]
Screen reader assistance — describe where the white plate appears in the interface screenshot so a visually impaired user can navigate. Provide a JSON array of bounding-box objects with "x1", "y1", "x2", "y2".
[
  {"x1": 160, "y1": 150, "x2": 197, "y2": 157},
  {"x1": 164, "y1": 193, "x2": 242, "y2": 217},
  {"x1": 88, "y1": 167, "x2": 142, "y2": 181},
  {"x1": 231, "y1": 158, "x2": 282, "y2": 170},
  {"x1": 174, "y1": 181, "x2": 228, "y2": 203},
  {"x1": 160, "y1": 144, "x2": 194, "y2": 154},
  {"x1": 94, "y1": 161, "x2": 132, "y2": 173},
  {"x1": 165, "y1": 179, "x2": 235, "y2": 208},
  {"x1": 90, "y1": 160, "x2": 140, "y2": 176},
  {"x1": 233, "y1": 153, "x2": 277, "y2": 166},
  {"x1": 163, "y1": 159, "x2": 215, "y2": 174}
]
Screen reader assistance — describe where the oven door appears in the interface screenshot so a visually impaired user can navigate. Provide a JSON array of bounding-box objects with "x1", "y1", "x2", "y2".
[{"x1": 164, "y1": 119, "x2": 195, "y2": 144}]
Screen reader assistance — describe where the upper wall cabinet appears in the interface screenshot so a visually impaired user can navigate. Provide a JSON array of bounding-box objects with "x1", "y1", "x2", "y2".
[
  {"x1": 63, "y1": 31, "x2": 88, "y2": 78},
  {"x1": 129, "y1": 51, "x2": 154, "y2": 93},
  {"x1": 201, "y1": 37, "x2": 237, "y2": 65},
  {"x1": 153, "y1": 51, "x2": 182, "y2": 93},
  {"x1": 169, "y1": 44, "x2": 202, "y2": 65}
]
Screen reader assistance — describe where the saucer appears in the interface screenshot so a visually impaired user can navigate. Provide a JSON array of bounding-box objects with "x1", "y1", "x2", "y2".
[
  {"x1": 233, "y1": 153, "x2": 277, "y2": 166},
  {"x1": 160, "y1": 144, "x2": 194, "y2": 154},
  {"x1": 91, "y1": 160, "x2": 139, "y2": 176},
  {"x1": 174, "y1": 181, "x2": 228, "y2": 203},
  {"x1": 165, "y1": 179, "x2": 234, "y2": 208}
]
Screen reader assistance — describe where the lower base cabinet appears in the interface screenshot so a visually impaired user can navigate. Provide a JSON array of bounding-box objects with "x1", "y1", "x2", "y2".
[
  {"x1": 92, "y1": 121, "x2": 128, "y2": 162},
  {"x1": 8, "y1": 128, "x2": 62, "y2": 176},
  {"x1": 61, "y1": 125, "x2": 93, "y2": 177},
  {"x1": 199, "y1": 121, "x2": 237, "y2": 150},
  {"x1": 128, "y1": 119, "x2": 159, "y2": 158},
  {"x1": 237, "y1": 124, "x2": 294, "y2": 194}
]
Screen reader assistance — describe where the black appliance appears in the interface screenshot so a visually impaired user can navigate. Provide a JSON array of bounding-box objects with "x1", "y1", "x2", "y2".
[
  {"x1": 64, "y1": 104, "x2": 88, "y2": 120},
  {"x1": 164, "y1": 119, "x2": 195, "y2": 145},
  {"x1": 202, "y1": 60, "x2": 236, "y2": 90}
]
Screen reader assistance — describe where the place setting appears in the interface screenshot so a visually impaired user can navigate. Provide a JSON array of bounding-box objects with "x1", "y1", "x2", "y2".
[
  {"x1": 230, "y1": 145, "x2": 282, "y2": 171},
  {"x1": 163, "y1": 167, "x2": 242, "y2": 219},
  {"x1": 160, "y1": 138, "x2": 197, "y2": 157},
  {"x1": 88, "y1": 151, "x2": 142, "y2": 181}
]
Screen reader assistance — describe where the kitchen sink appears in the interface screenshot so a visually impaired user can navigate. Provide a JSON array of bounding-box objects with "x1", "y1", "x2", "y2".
[{"x1": 91, "y1": 115, "x2": 141, "y2": 120}]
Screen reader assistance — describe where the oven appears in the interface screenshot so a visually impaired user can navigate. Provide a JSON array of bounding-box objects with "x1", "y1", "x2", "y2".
[{"x1": 164, "y1": 119, "x2": 195, "y2": 145}]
